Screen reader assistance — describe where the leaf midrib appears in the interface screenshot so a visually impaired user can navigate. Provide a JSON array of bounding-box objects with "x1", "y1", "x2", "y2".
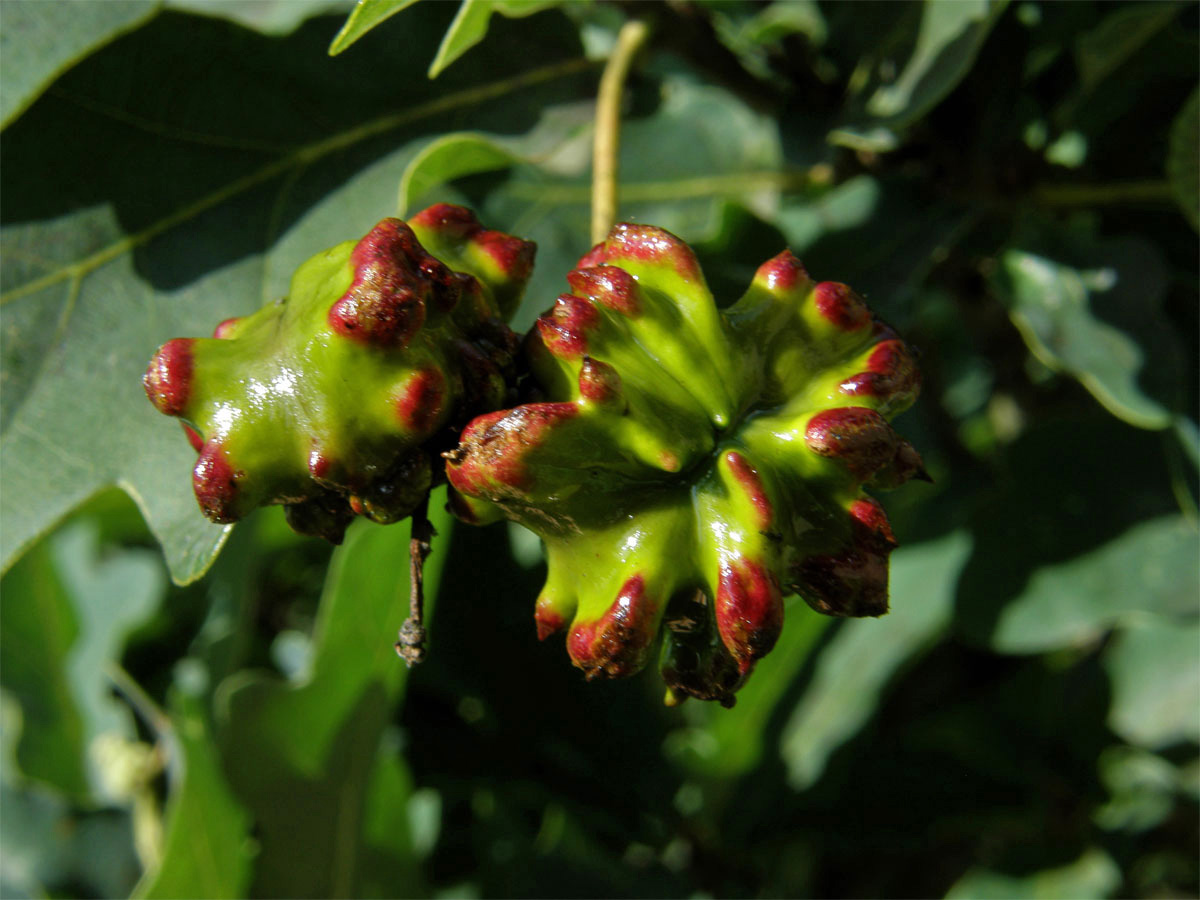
[{"x1": 0, "y1": 56, "x2": 594, "y2": 308}]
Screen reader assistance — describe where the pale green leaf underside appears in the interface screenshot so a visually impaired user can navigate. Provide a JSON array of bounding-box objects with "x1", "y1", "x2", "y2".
[{"x1": 0, "y1": 0, "x2": 157, "y2": 129}]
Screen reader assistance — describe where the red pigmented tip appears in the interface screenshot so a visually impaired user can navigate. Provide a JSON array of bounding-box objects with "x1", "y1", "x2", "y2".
[
  {"x1": 193, "y1": 442, "x2": 241, "y2": 523},
  {"x1": 535, "y1": 600, "x2": 566, "y2": 641},
  {"x1": 804, "y1": 407, "x2": 900, "y2": 482},
  {"x1": 567, "y1": 266, "x2": 641, "y2": 316},
  {"x1": 446, "y1": 403, "x2": 579, "y2": 494},
  {"x1": 475, "y1": 230, "x2": 536, "y2": 282},
  {"x1": 328, "y1": 218, "x2": 433, "y2": 348},
  {"x1": 716, "y1": 558, "x2": 783, "y2": 671},
  {"x1": 536, "y1": 295, "x2": 600, "y2": 360},
  {"x1": 213, "y1": 317, "x2": 242, "y2": 339},
  {"x1": 840, "y1": 339, "x2": 920, "y2": 403},
  {"x1": 755, "y1": 250, "x2": 809, "y2": 293},
  {"x1": 594, "y1": 223, "x2": 703, "y2": 283},
  {"x1": 724, "y1": 451, "x2": 773, "y2": 529},
  {"x1": 144, "y1": 338, "x2": 194, "y2": 417},
  {"x1": 308, "y1": 448, "x2": 333, "y2": 482},
  {"x1": 408, "y1": 203, "x2": 483, "y2": 237},
  {"x1": 813, "y1": 281, "x2": 870, "y2": 331},
  {"x1": 849, "y1": 497, "x2": 897, "y2": 547},
  {"x1": 567, "y1": 574, "x2": 657, "y2": 679},
  {"x1": 578, "y1": 357, "x2": 623, "y2": 406},
  {"x1": 181, "y1": 423, "x2": 204, "y2": 453},
  {"x1": 395, "y1": 368, "x2": 447, "y2": 434},
  {"x1": 793, "y1": 497, "x2": 896, "y2": 618}
]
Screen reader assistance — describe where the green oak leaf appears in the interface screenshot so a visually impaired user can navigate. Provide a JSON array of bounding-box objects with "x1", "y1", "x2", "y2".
[
  {"x1": 0, "y1": 4, "x2": 588, "y2": 583},
  {"x1": 328, "y1": 0, "x2": 421, "y2": 55},
  {"x1": 133, "y1": 691, "x2": 253, "y2": 900},
  {"x1": 994, "y1": 245, "x2": 1175, "y2": 430},
  {"x1": 1103, "y1": 616, "x2": 1200, "y2": 750},
  {"x1": 0, "y1": 0, "x2": 157, "y2": 128},
  {"x1": 830, "y1": 0, "x2": 1008, "y2": 152},
  {"x1": 213, "y1": 497, "x2": 450, "y2": 897},
  {"x1": 988, "y1": 515, "x2": 1197, "y2": 655}
]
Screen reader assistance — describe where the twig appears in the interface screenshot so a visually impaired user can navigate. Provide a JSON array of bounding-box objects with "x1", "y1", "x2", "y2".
[
  {"x1": 591, "y1": 20, "x2": 651, "y2": 245},
  {"x1": 395, "y1": 494, "x2": 435, "y2": 666}
]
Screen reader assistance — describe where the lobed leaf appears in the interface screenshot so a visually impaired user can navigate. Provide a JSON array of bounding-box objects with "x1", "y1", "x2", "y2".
[{"x1": 0, "y1": 4, "x2": 589, "y2": 583}]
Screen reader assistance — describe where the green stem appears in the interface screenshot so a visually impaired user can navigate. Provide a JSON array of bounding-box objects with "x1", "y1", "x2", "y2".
[
  {"x1": 591, "y1": 20, "x2": 651, "y2": 245},
  {"x1": 1032, "y1": 180, "x2": 1174, "y2": 208}
]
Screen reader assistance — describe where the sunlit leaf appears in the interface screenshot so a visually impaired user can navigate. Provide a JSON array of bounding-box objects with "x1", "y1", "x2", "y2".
[{"x1": 328, "y1": 0, "x2": 421, "y2": 55}]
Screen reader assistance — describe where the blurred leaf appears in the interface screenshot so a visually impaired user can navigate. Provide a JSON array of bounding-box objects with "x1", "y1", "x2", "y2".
[
  {"x1": 214, "y1": 496, "x2": 451, "y2": 897},
  {"x1": 0, "y1": 0, "x2": 156, "y2": 128},
  {"x1": 994, "y1": 246, "x2": 1174, "y2": 430},
  {"x1": 0, "y1": 5, "x2": 589, "y2": 583},
  {"x1": 945, "y1": 846, "x2": 1121, "y2": 900},
  {"x1": 1103, "y1": 616, "x2": 1200, "y2": 750},
  {"x1": 830, "y1": 0, "x2": 1007, "y2": 152},
  {"x1": 1073, "y1": 2, "x2": 1182, "y2": 95},
  {"x1": 781, "y1": 531, "x2": 973, "y2": 790},
  {"x1": 1, "y1": 695, "x2": 141, "y2": 899},
  {"x1": 429, "y1": 0, "x2": 562, "y2": 78},
  {"x1": 1166, "y1": 86, "x2": 1199, "y2": 231},
  {"x1": 167, "y1": 0, "x2": 347, "y2": 34},
  {"x1": 403, "y1": 72, "x2": 784, "y2": 329},
  {"x1": 329, "y1": 0, "x2": 421, "y2": 55},
  {"x1": 134, "y1": 691, "x2": 252, "y2": 900},
  {"x1": 0, "y1": 521, "x2": 164, "y2": 800},
  {"x1": 990, "y1": 515, "x2": 1197, "y2": 654},
  {"x1": 1094, "y1": 745, "x2": 1184, "y2": 833}
]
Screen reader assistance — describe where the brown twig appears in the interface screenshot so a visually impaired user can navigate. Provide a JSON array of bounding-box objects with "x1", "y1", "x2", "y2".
[{"x1": 395, "y1": 494, "x2": 435, "y2": 666}]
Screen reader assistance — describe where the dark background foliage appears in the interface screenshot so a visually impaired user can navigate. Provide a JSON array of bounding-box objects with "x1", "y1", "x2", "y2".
[{"x1": 1, "y1": 1, "x2": 1196, "y2": 897}]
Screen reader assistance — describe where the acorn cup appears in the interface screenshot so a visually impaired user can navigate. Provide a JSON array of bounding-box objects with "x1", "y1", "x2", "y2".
[
  {"x1": 445, "y1": 223, "x2": 927, "y2": 705},
  {"x1": 144, "y1": 204, "x2": 534, "y2": 542}
]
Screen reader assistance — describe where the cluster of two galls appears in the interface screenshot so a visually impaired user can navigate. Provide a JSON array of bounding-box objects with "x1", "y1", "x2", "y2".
[{"x1": 144, "y1": 203, "x2": 926, "y2": 707}]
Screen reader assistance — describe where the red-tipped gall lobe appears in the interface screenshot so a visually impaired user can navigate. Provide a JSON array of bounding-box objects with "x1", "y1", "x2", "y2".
[{"x1": 143, "y1": 338, "x2": 194, "y2": 416}]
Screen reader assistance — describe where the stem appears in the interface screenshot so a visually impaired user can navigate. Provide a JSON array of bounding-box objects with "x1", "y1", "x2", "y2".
[
  {"x1": 591, "y1": 20, "x2": 651, "y2": 244},
  {"x1": 1032, "y1": 180, "x2": 1174, "y2": 208},
  {"x1": 394, "y1": 494, "x2": 434, "y2": 666}
]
